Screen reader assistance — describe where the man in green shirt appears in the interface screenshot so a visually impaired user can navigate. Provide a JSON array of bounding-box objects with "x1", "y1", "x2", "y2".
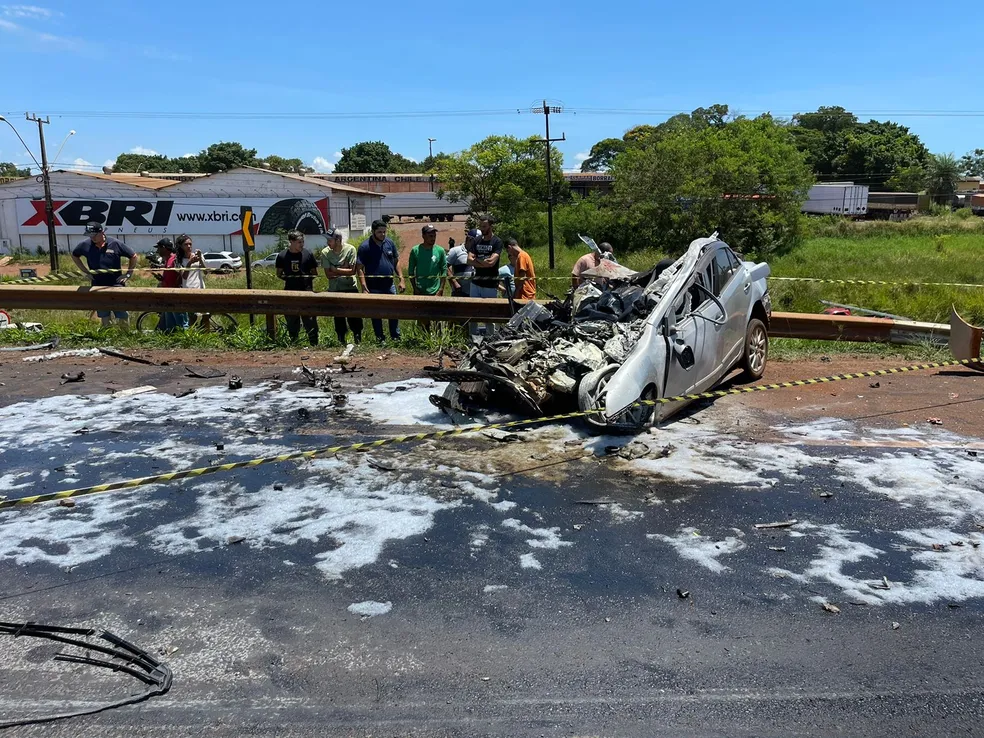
[
  {"x1": 320, "y1": 228, "x2": 363, "y2": 344},
  {"x1": 408, "y1": 225, "x2": 447, "y2": 296}
]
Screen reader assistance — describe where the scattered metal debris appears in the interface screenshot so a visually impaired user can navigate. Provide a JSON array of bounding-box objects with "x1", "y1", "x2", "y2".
[
  {"x1": 112, "y1": 385, "x2": 157, "y2": 399},
  {"x1": 892, "y1": 622, "x2": 901, "y2": 630},
  {"x1": 228, "y1": 376, "x2": 243, "y2": 390},
  {"x1": 576, "y1": 498, "x2": 615, "y2": 505},
  {"x1": 676, "y1": 589, "x2": 691, "y2": 599},
  {"x1": 927, "y1": 417, "x2": 943, "y2": 426},
  {"x1": 0, "y1": 337, "x2": 60, "y2": 352},
  {"x1": 185, "y1": 366, "x2": 226, "y2": 379},
  {"x1": 59, "y1": 371, "x2": 85, "y2": 384},
  {"x1": 98, "y1": 348, "x2": 157, "y2": 366},
  {"x1": 754, "y1": 519, "x2": 798, "y2": 529},
  {"x1": 768, "y1": 546, "x2": 787, "y2": 552},
  {"x1": 822, "y1": 603, "x2": 841, "y2": 614}
]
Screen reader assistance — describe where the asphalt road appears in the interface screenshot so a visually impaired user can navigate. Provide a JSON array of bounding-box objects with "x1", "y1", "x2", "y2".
[{"x1": 1, "y1": 356, "x2": 983, "y2": 737}]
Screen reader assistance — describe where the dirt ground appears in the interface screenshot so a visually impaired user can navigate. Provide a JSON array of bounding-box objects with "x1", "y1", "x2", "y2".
[
  {"x1": 2, "y1": 347, "x2": 982, "y2": 441},
  {"x1": 388, "y1": 216, "x2": 468, "y2": 273}
]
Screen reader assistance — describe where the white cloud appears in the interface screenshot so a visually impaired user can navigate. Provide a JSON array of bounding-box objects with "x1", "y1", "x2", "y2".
[
  {"x1": 1, "y1": 5, "x2": 62, "y2": 20},
  {"x1": 69, "y1": 157, "x2": 92, "y2": 171},
  {"x1": 180, "y1": 153, "x2": 196, "y2": 159},
  {"x1": 333, "y1": 151, "x2": 342, "y2": 158},
  {"x1": 574, "y1": 151, "x2": 590, "y2": 161},
  {"x1": 102, "y1": 159, "x2": 116, "y2": 169},
  {"x1": 311, "y1": 156, "x2": 335, "y2": 173},
  {"x1": 129, "y1": 146, "x2": 159, "y2": 156},
  {"x1": 0, "y1": 16, "x2": 81, "y2": 48}
]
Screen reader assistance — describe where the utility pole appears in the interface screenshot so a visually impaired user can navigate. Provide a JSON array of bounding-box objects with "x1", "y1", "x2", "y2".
[
  {"x1": 427, "y1": 138, "x2": 436, "y2": 192},
  {"x1": 532, "y1": 100, "x2": 564, "y2": 269},
  {"x1": 26, "y1": 114, "x2": 59, "y2": 271}
]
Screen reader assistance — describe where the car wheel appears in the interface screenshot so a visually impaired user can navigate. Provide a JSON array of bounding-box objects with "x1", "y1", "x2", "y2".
[
  {"x1": 218, "y1": 264, "x2": 233, "y2": 274},
  {"x1": 578, "y1": 365, "x2": 655, "y2": 433},
  {"x1": 740, "y1": 318, "x2": 768, "y2": 380}
]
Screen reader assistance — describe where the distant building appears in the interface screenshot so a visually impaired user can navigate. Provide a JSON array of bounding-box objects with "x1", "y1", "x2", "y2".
[{"x1": 0, "y1": 167, "x2": 383, "y2": 255}]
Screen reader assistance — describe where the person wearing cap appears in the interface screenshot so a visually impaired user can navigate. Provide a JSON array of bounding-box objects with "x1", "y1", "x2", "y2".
[
  {"x1": 447, "y1": 230, "x2": 477, "y2": 298},
  {"x1": 409, "y1": 225, "x2": 447, "y2": 297},
  {"x1": 571, "y1": 241, "x2": 616, "y2": 288},
  {"x1": 357, "y1": 219, "x2": 404, "y2": 344},
  {"x1": 466, "y1": 215, "x2": 504, "y2": 337},
  {"x1": 70, "y1": 222, "x2": 138, "y2": 328},
  {"x1": 320, "y1": 227, "x2": 363, "y2": 344}
]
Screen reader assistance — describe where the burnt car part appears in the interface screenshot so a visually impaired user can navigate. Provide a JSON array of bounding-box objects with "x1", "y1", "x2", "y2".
[
  {"x1": 950, "y1": 307, "x2": 984, "y2": 372},
  {"x1": 0, "y1": 621, "x2": 173, "y2": 728}
]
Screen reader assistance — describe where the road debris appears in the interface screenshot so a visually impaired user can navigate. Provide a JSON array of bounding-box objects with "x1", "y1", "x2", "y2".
[
  {"x1": 185, "y1": 367, "x2": 226, "y2": 379},
  {"x1": 333, "y1": 343, "x2": 355, "y2": 365},
  {"x1": 869, "y1": 576, "x2": 891, "y2": 590},
  {"x1": 59, "y1": 371, "x2": 85, "y2": 384},
  {"x1": 577, "y1": 498, "x2": 615, "y2": 505},
  {"x1": 57, "y1": 499, "x2": 76, "y2": 508},
  {"x1": 754, "y1": 519, "x2": 798, "y2": 529},
  {"x1": 676, "y1": 589, "x2": 690, "y2": 599},
  {"x1": 98, "y1": 348, "x2": 157, "y2": 365},
  {"x1": 768, "y1": 546, "x2": 787, "y2": 552},
  {"x1": 367, "y1": 457, "x2": 397, "y2": 472},
  {"x1": 818, "y1": 491, "x2": 834, "y2": 499},
  {"x1": 112, "y1": 385, "x2": 156, "y2": 399},
  {"x1": 927, "y1": 417, "x2": 944, "y2": 426},
  {"x1": 822, "y1": 603, "x2": 841, "y2": 614},
  {"x1": 228, "y1": 376, "x2": 243, "y2": 390},
  {"x1": 483, "y1": 429, "x2": 523, "y2": 443},
  {"x1": 869, "y1": 382, "x2": 880, "y2": 388},
  {"x1": 892, "y1": 622, "x2": 901, "y2": 630},
  {"x1": 226, "y1": 536, "x2": 246, "y2": 545},
  {"x1": 23, "y1": 348, "x2": 101, "y2": 363}
]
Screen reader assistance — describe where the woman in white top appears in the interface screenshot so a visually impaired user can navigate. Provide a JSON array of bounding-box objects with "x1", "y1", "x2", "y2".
[{"x1": 176, "y1": 234, "x2": 209, "y2": 328}]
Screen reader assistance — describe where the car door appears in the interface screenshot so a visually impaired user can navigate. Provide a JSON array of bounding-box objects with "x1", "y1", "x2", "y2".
[
  {"x1": 662, "y1": 274, "x2": 707, "y2": 401},
  {"x1": 712, "y1": 246, "x2": 748, "y2": 368}
]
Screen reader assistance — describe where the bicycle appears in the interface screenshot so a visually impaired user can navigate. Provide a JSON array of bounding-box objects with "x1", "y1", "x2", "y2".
[{"x1": 135, "y1": 311, "x2": 239, "y2": 334}]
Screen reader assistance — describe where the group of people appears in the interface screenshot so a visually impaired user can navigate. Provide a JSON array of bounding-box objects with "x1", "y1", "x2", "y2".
[
  {"x1": 274, "y1": 215, "x2": 550, "y2": 344},
  {"x1": 70, "y1": 216, "x2": 618, "y2": 344}
]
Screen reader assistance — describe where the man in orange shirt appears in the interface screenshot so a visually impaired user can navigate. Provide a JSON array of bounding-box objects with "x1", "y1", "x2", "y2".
[{"x1": 506, "y1": 238, "x2": 537, "y2": 301}]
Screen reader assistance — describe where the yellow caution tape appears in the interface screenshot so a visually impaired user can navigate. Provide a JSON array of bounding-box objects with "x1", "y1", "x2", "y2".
[
  {"x1": 2, "y1": 357, "x2": 980, "y2": 510},
  {"x1": 770, "y1": 277, "x2": 984, "y2": 289}
]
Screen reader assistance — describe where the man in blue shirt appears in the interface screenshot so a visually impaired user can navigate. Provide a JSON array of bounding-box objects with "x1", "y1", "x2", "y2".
[
  {"x1": 356, "y1": 219, "x2": 406, "y2": 343},
  {"x1": 70, "y1": 223, "x2": 138, "y2": 327}
]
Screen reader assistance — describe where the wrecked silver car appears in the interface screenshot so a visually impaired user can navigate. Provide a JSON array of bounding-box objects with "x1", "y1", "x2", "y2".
[{"x1": 430, "y1": 234, "x2": 772, "y2": 431}]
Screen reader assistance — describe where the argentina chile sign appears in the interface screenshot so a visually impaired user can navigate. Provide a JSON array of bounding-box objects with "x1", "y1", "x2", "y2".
[{"x1": 16, "y1": 197, "x2": 331, "y2": 237}]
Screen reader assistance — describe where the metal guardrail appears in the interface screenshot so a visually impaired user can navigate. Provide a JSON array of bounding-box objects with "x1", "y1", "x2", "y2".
[{"x1": 0, "y1": 284, "x2": 951, "y2": 344}]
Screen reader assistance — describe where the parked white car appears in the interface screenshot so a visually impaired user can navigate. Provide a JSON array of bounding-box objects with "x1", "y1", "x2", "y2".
[
  {"x1": 202, "y1": 252, "x2": 243, "y2": 273},
  {"x1": 431, "y1": 233, "x2": 772, "y2": 432},
  {"x1": 250, "y1": 252, "x2": 280, "y2": 270}
]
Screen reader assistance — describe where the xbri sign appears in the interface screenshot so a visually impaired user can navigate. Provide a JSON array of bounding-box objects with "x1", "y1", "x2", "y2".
[{"x1": 16, "y1": 197, "x2": 330, "y2": 236}]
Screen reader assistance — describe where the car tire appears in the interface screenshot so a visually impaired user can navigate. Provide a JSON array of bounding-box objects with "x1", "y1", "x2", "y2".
[
  {"x1": 740, "y1": 318, "x2": 768, "y2": 381},
  {"x1": 218, "y1": 264, "x2": 233, "y2": 274}
]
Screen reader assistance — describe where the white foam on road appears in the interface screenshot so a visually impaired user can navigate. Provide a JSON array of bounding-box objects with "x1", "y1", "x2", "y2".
[
  {"x1": 769, "y1": 523, "x2": 984, "y2": 605},
  {"x1": 22, "y1": 348, "x2": 102, "y2": 362},
  {"x1": 501, "y1": 518, "x2": 572, "y2": 550},
  {"x1": 519, "y1": 553, "x2": 542, "y2": 570},
  {"x1": 346, "y1": 378, "x2": 452, "y2": 428},
  {"x1": 648, "y1": 526, "x2": 747, "y2": 574},
  {"x1": 348, "y1": 600, "x2": 392, "y2": 618},
  {"x1": 152, "y1": 458, "x2": 457, "y2": 580}
]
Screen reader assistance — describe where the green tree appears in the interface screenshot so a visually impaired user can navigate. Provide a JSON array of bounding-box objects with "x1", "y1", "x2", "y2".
[
  {"x1": 420, "y1": 151, "x2": 451, "y2": 172},
  {"x1": 259, "y1": 155, "x2": 307, "y2": 173},
  {"x1": 334, "y1": 141, "x2": 407, "y2": 173},
  {"x1": 0, "y1": 162, "x2": 30, "y2": 177},
  {"x1": 432, "y1": 134, "x2": 566, "y2": 230},
  {"x1": 790, "y1": 107, "x2": 929, "y2": 188},
  {"x1": 885, "y1": 165, "x2": 926, "y2": 192},
  {"x1": 197, "y1": 141, "x2": 258, "y2": 173},
  {"x1": 960, "y1": 149, "x2": 984, "y2": 177},
  {"x1": 580, "y1": 137, "x2": 627, "y2": 172},
  {"x1": 389, "y1": 152, "x2": 422, "y2": 173},
  {"x1": 924, "y1": 153, "x2": 961, "y2": 200},
  {"x1": 611, "y1": 115, "x2": 813, "y2": 257},
  {"x1": 112, "y1": 153, "x2": 190, "y2": 173}
]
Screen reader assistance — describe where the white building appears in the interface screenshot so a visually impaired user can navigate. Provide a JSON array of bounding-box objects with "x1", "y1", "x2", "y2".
[{"x1": 0, "y1": 166, "x2": 384, "y2": 255}]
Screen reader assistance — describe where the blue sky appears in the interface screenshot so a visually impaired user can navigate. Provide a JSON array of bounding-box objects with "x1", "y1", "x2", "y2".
[{"x1": 1, "y1": 0, "x2": 980, "y2": 173}]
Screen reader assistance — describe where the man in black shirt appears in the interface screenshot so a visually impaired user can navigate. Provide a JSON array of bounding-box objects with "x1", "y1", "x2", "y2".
[
  {"x1": 70, "y1": 222, "x2": 138, "y2": 327},
  {"x1": 466, "y1": 215, "x2": 503, "y2": 338},
  {"x1": 276, "y1": 230, "x2": 319, "y2": 345}
]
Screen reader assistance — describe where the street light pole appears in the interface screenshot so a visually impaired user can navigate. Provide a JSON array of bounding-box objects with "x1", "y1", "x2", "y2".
[
  {"x1": 533, "y1": 100, "x2": 565, "y2": 270},
  {"x1": 0, "y1": 114, "x2": 59, "y2": 270},
  {"x1": 427, "y1": 138, "x2": 436, "y2": 192}
]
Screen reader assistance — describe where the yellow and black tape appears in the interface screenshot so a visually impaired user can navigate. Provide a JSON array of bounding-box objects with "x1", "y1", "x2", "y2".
[
  {"x1": 2, "y1": 356, "x2": 980, "y2": 511},
  {"x1": 770, "y1": 276, "x2": 984, "y2": 289}
]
